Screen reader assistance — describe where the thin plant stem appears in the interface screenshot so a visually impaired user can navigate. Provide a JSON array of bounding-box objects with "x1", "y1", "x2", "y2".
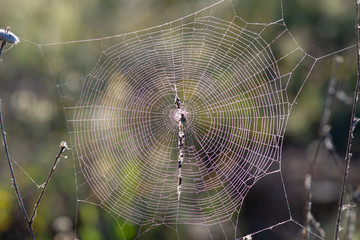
[
  {"x1": 0, "y1": 99, "x2": 35, "y2": 239},
  {"x1": 303, "y1": 56, "x2": 342, "y2": 240},
  {"x1": 29, "y1": 144, "x2": 66, "y2": 223},
  {"x1": 0, "y1": 99, "x2": 67, "y2": 240},
  {"x1": 334, "y1": 0, "x2": 360, "y2": 239},
  {"x1": 0, "y1": 40, "x2": 6, "y2": 58}
]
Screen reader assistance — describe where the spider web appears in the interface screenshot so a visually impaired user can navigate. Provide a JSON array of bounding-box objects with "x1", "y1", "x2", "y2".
[{"x1": 37, "y1": 0, "x2": 340, "y2": 239}]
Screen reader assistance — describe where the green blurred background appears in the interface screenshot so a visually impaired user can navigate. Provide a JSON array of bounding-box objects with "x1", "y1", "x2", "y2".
[{"x1": 0, "y1": 0, "x2": 359, "y2": 239}]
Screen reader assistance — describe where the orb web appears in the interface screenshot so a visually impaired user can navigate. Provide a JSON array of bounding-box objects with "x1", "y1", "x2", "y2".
[{"x1": 51, "y1": 0, "x2": 319, "y2": 238}]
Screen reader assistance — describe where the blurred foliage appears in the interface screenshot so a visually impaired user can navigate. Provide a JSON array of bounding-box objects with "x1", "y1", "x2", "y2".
[{"x1": 0, "y1": 0, "x2": 359, "y2": 239}]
